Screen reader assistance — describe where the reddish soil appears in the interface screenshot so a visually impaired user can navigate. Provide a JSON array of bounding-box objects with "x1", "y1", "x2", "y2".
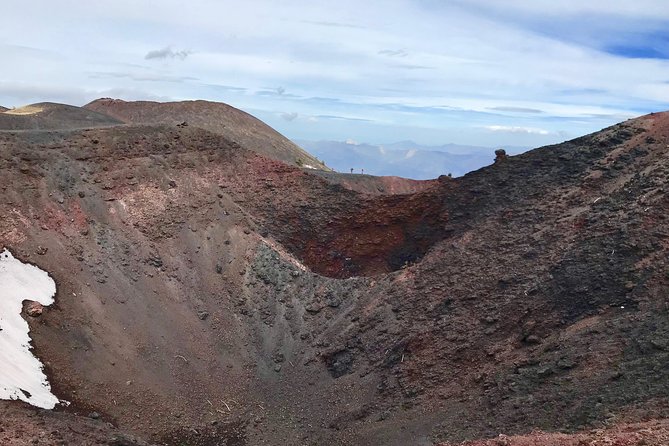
[{"x1": 0, "y1": 102, "x2": 668, "y2": 445}]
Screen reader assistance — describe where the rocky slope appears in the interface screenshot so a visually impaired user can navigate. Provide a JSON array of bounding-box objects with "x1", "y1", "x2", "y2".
[
  {"x1": 85, "y1": 98, "x2": 326, "y2": 168},
  {"x1": 0, "y1": 106, "x2": 668, "y2": 446},
  {"x1": 437, "y1": 420, "x2": 669, "y2": 446}
]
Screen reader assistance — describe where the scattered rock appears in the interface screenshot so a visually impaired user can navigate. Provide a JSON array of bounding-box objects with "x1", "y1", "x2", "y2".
[
  {"x1": 147, "y1": 255, "x2": 163, "y2": 268},
  {"x1": 524, "y1": 335, "x2": 542, "y2": 345},
  {"x1": 25, "y1": 302, "x2": 44, "y2": 317}
]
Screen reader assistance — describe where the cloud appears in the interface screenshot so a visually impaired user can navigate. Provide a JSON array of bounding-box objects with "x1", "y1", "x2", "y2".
[
  {"x1": 89, "y1": 71, "x2": 197, "y2": 83},
  {"x1": 390, "y1": 63, "x2": 436, "y2": 70},
  {"x1": 280, "y1": 112, "x2": 298, "y2": 121},
  {"x1": 300, "y1": 20, "x2": 365, "y2": 29},
  {"x1": 487, "y1": 106, "x2": 544, "y2": 114},
  {"x1": 379, "y1": 49, "x2": 408, "y2": 58},
  {"x1": 484, "y1": 125, "x2": 551, "y2": 135},
  {"x1": 256, "y1": 88, "x2": 300, "y2": 98},
  {"x1": 317, "y1": 115, "x2": 374, "y2": 122},
  {"x1": 202, "y1": 83, "x2": 247, "y2": 93},
  {"x1": 145, "y1": 47, "x2": 192, "y2": 60}
]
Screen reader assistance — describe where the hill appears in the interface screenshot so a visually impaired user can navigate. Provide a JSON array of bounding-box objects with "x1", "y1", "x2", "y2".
[
  {"x1": 0, "y1": 108, "x2": 668, "y2": 445},
  {"x1": 0, "y1": 102, "x2": 122, "y2": 130},
  {"x1": 85, "y1": 98, "x2": 328, "y2": 168},
  {"x1": 0, "y1": 106, "x2": 8, "y2": 112}
]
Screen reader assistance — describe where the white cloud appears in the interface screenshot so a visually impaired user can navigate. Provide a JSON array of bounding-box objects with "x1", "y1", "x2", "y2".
[
  {"x1": 484, "y1": 125, "x2": 551, "y2": 135},
  {"x1": 280, "y1": 111, "x2": 298, "y2": 121},
  {"x1": 145, "y1": 47, "x2": 192, "y2": 60}
]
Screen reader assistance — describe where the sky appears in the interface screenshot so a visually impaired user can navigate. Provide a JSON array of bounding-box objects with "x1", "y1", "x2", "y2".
[{"x1": 1, "y1": 0, "x2": 669, "y2": 148}]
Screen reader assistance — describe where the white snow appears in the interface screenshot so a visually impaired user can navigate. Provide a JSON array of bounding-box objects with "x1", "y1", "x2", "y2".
[{"x1": 0, "y1": 248, "x2": 60, "y2": 409}]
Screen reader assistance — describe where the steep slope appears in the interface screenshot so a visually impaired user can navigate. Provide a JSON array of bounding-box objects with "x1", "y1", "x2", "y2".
[
  {"x1": 85, "y1": 98, "x2": 327, "y2": 168},
  {"x1": 0, "y1": 102, "x2": 122, "y2": 130},
  {"x1": 0, "y1": 110, "x2": 668, "y2": 446}
]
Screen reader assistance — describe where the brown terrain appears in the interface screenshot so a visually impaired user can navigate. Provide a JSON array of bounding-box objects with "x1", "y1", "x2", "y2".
[
  {"x1": 84, "y1": 98, "x2": 326, "y2": 169},
  {"x1": 0, "y1": 100, "x2": 668, "y2": 446}
]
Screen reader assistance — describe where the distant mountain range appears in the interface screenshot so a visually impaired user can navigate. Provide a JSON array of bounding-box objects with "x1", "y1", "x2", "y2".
[{"x1": 295, "y1": 139, "x2": 529, "y2": 179}]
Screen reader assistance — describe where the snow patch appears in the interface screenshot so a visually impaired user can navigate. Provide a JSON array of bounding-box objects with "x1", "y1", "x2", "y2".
[
  {"x1": 302, "y1": 164, "x2": 318, "y2": 170},
  {"x1": 0, "y1": 249, "x2": 61, "y2": 409}
]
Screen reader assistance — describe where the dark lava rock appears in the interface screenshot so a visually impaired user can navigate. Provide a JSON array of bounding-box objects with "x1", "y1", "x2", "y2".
[
  {"x1": 147, "y1": 256, "x2": 163, "y2": 268},
  {"x1": 325, "y1": 350, "x2": 354, "y2": 378}
]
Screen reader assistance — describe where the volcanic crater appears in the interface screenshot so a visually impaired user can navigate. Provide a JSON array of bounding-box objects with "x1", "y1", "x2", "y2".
[{"x1": 0, "y1": 100, "x2": 668, "y2": 446}]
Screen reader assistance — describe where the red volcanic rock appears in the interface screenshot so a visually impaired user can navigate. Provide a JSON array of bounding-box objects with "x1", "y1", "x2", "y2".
[{"x1": 25, "y1": 301, "x2": 44, "y2": 317}]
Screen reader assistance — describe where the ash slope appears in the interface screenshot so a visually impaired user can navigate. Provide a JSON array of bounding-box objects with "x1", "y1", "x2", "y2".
[
  {"x1": 0, "y1": 110, "x2": 667, "y2": 446},
  {"x1": 85, "y1": 98, "x2": 327, "y2": 168}
]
